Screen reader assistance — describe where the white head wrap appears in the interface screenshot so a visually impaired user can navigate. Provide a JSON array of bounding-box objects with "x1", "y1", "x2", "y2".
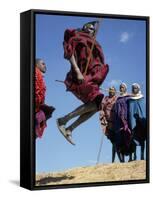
[
  {"x1": 119, "y1": 82, "x2": 127, "y2": 96},
  {"x1": 131, "y1": 83, "x2": 143, "y2": 99},
  {"x1": 120, "y1": 82, "x2": 127, "y2": 89}
]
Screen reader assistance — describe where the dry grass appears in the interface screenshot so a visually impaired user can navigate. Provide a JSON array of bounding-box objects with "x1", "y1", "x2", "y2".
[{"x1": 36, "y1": 160, "x2": 146, "y2": 186}]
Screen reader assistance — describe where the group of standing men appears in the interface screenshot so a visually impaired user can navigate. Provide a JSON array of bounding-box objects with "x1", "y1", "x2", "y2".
[{"x1": 100, "y1": 83, "x2": 146, "y2": 161}]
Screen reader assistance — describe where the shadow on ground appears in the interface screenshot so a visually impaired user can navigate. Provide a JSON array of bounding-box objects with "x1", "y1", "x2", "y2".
[{"x1": 36, "y1": 174, "x2": 75, "y2": 185}]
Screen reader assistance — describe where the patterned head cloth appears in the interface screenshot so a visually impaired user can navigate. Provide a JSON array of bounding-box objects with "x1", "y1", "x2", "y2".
[{"x1": 109, "y1": 86, "x2": 116, "y2": 93}]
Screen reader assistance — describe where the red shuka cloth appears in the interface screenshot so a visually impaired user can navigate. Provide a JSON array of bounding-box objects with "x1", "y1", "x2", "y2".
[
  {"x1": 63, "y1": 29, "x2": 109, "y2": 103},
  {"x1": 99, "y1": 95, "x2": 117, "y2": 136},
  {"x1": 35, "y1": 110, "x2": 47, "y2": 138},
  {"x1": 35, "y1": 67, "x2": 46, "y2": 112}
]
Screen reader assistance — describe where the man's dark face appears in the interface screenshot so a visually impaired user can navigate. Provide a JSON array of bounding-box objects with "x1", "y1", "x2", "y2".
[
  {"x1": 120, "y1": 84, "x2": 126, "y2": 94},
  {"x1": 109, "y1": 89, "x2": 116, "y2": 97},
  {"x1": 132, "y1": 85, "x2": 139, "y2": 95},
  {"x1": 37, "y1": 60, "x2": 46, "y2": 73},
  {"x1": 83, "y1": 24, "x2": 95, "y2": 37}
]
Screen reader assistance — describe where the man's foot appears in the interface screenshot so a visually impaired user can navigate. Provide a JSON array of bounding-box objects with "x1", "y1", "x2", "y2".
[
  {"x1": 65, "y1": 129, "x2": 75, "y2": 145},
  {"x1": 56, "y1": 119, "x2": 75, "y2": 145}
]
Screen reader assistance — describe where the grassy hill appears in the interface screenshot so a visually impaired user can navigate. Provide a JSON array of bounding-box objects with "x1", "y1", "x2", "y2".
[{"x1": 36, "y1": 160, "x2": 146, "y2": 186}]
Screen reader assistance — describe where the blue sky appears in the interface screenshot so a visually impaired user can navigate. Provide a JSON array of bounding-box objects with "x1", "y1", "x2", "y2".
[{"x1": 35, "y1": 14, "x2": 146, "y2": 173}]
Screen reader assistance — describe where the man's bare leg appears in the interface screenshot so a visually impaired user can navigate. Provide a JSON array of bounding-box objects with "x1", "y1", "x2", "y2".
[
  {"x1": 56, "y1": 101, "x2": 98, "y2": 144},
  {"x1": 65, "y1": 110, "x2": 97, "y2": 143},
  {"x1": 66, "y1": 110, "x2": 97, "y2": 133},
  {"x1": 57, "y1": 101, "x2": 98, "y2": 127}
]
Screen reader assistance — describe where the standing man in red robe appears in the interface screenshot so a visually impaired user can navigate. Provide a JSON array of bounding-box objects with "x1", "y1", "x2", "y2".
[
  {"x1": 57, "y1": 21, "x2": 109, "y2": 145},
  {"x1": 35, "y1": 58, "x2": 55, "y2": 138},
  {"x1": 99, "y1": 86, "x2": 117, "y2": 141},
  {"x1": 35, "y1": 59, "x2": 46, "y2": 113}
]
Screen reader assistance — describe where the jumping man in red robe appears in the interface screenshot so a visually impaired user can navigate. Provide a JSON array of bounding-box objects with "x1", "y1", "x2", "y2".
[{"x1": 57, "y1": 21, "x2": 109, "y2": 145}]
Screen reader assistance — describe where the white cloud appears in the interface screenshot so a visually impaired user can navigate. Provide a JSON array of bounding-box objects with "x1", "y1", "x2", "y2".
[{"x1": 120, "y1": 32, "x2": 130, "y2": 43}]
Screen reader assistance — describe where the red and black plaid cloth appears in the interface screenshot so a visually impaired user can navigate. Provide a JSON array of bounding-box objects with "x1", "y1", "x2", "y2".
[{"x1": 63, "y1": 29, "x2": 109, "y2": 104}]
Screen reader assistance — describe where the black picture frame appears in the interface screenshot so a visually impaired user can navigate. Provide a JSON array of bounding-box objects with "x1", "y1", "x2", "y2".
[{"x1": 20, "y1": 9, "x2": 150, "y2": 190}]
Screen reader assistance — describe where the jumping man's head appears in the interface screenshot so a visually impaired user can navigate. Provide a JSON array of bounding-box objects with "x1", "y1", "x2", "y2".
[
  {"x1": 35, "y1": 58, "x2": 47, "y2": 74},
  {"x1": 82, "y1": 21, "x2": 98, "y2": 37}
]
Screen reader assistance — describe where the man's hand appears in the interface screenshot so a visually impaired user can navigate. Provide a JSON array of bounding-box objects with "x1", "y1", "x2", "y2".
[
  {"x1": 69, "y1": 55, "x2": 85, "y2": 84},
  {"x1": 76, "y1": 72, "x2": 85, "y2": 83}
]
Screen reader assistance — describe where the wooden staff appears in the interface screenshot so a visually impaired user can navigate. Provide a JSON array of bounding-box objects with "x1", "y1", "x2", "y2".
[{"x1": 83, "y1": 18, "x2": 103, "y2": 76}]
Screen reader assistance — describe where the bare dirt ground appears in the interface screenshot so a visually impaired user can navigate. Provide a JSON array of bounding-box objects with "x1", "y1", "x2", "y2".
[{"x1": 36, "y1": 160, "x2": 146, "y2": 186}]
